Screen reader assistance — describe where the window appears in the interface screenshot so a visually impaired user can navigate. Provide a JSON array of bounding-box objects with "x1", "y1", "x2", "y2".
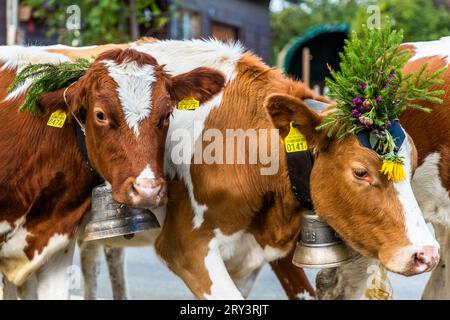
[{"x1": 181, "y1": 10, "x2": 201, "y2": 40}]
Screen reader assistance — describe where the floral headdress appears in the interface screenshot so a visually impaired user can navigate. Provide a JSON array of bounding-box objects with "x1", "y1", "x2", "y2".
[{"x1": 318, "y1": 23, "x2": 446, "y2": 182}]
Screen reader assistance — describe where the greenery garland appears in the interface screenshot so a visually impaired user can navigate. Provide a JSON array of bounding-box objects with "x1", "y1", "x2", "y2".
[
  {"x1": 9, "y1": 58, "x2": 91, "y2": 115},
  {"x1": 318, "y1": 23, "x2": 446, "y2": 182}
]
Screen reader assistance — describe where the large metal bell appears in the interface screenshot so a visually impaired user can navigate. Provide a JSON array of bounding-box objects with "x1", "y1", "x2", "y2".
[
  {"x1": 292, "y1": 210, "x2": 353, "y2": 269},
  {"x1": 82, "y1": 183, "x2": 160, "y2": 242}
]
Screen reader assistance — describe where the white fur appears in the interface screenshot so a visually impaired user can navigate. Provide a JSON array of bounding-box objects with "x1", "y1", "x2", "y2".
[
  {"x1": 0, "y1": 45, "x2": 71, "y2": 71},
  {"x1": 165, "y1": 95, "x2": 225, "y2": 229},
  {"x1": 412, "y1": 152, "x2": 450, "y2": 227},
  {"x1": 0, "y1": 219, "x2": 70, "y2": 286},
  {"x1": 0, "y1": 217, "x2": 29, "y2": 258},
  {"x1": 102, "y1": 60, "x2": 155, "y2": 137},
  {"x1": 0, "y1": 45, "x2": 71, "y2": 102},
  {"x1": 296, "y1": 291, "x2": 314, "y2": 300},
  {"x1": 0, "y1": 221, "x2": 11, "y2": 235},
  {"x1": 135, "y1": 38, "x2": 244, "y2": 80},
  {"x1": 393, "y1": 138, "x2": 438, "y2": 248},
  {"x1": 136, "y1": 165, "x2": 156, "y2": 182},
  {"x1": 203, "y1": 236, "x2": 244, "y2": 300},
  {"x1": 135, "y1": 40, "x2": 244, "y2": 229},
  {"x1": 215, "y1": 229, "x2": 286, "y2": 278},
  {"x1": 406, "y1": 36, "x2": 450, "y2": 64},
  {"x1": 201, "y1": 228, "x2": 287, "y2": 299},
  {"x1": 34, "y1": 237, "x2": 75, "y2": 299},
  {"x1": 208, "y1": 228, "x2": 286, "y2": 298}
]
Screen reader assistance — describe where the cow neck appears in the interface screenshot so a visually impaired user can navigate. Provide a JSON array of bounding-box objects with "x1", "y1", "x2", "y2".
[
  {"x1": 286, "y1": 150, "x2": 314, "y2": 210},
  {"x1": 75, "y1": 122, "x2": 103, "y2": 182},
  {"x1": 64, "y1": 84, "x2": 102, "y2": 182}
]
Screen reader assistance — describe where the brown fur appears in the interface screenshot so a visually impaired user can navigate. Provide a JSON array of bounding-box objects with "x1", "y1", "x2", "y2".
[
  {"x1": 268, "y1": 43, "x2": 450, "y2": 300},
  {"x1": 154, "y1": 51, "x2": 419, "y2": 298},
  {"x1": 0, "y1": 46, "x2": 225, "y2": 285}
]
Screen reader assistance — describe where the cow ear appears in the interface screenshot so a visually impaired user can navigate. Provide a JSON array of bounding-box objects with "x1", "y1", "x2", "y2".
[
  {"x1": 169, "y1": 67, "x2": 225, "y2": 105},
  {"x1": 37, "y1": 83, "x2": 85, "y2": 116},
  {"x1": 265, "y1": 93, "x2": 327, "y2": 149}
]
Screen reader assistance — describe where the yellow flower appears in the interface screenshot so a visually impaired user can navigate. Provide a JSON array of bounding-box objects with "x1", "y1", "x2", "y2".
[{"x1": 380, "y1": 161, "x2": 406, "y2": 182}]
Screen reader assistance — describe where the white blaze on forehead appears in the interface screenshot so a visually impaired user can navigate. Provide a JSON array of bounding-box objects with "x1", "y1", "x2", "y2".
[
  {"x1": 393, "y1": 136, "x2": 438, "y2": 248},
  {"x1": 102, "y1": 59, "x2": 156, "y2": 136}
]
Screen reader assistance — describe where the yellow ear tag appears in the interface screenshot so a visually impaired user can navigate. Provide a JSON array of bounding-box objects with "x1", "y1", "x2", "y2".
[
  {"x1": 47, "y1": 109, "x2": 67, "y2": 128},
  {"x1": 178, "y1": 97, "x2": 199, "y2": 111},
  {"x1": 284, "y1": 121, "x2": 308, "y2": 153}
]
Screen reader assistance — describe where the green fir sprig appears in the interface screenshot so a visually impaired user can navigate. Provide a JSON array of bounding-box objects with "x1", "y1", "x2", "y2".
[
  {"x1": 318, "y1": 23, "x2": 446, "y2": 156},
  {"x1": 9, "y1": 57, "x2": 91, "y2": 115}
]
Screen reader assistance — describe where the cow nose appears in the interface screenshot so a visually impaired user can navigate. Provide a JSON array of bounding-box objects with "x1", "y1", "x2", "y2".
[
  {"x1": 129, "y1": 178, "x2": 167, "y2": 208},
  {"x1": 411, "y1": 246, "x2": 440, "y2": 273}
]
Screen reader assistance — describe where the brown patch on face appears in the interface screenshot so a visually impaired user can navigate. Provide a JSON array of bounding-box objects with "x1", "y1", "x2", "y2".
[{"x1": 310, "y1": 136, "x2": 410, "y2": 257}]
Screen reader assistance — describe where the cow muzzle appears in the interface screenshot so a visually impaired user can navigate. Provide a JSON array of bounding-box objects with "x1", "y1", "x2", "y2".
[
  {"x1": 128, "y1": 177, "x2": 167, "y2": 208},
  {"x1": 380, "y1": 244, "x2": 440, "y2": 276}
]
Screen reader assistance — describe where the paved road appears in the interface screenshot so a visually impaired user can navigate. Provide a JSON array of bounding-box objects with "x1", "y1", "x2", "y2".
[{"x1": 69, "y1": 246, "x2": 430, "y2": 300}]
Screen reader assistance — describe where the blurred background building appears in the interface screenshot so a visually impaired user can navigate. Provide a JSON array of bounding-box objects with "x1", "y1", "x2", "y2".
[
  {"x1": 1, "y1": 0, "x2": 449, "y2": 92},
  {"x1": 0, "y1": 0, "x2": 271, "y2": 61}
]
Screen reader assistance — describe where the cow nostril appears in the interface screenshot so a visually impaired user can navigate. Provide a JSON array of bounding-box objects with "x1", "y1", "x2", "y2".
[{"x1": 130, "y1": 183, "x2": 139, "y2": 197}]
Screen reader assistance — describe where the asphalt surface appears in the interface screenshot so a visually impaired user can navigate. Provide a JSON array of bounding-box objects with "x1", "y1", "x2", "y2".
[{"x1": 68, "y1": 246, "x2": 430, "y2": 300}]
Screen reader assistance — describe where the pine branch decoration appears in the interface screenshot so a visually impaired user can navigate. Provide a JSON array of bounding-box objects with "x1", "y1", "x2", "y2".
[
  {"x1": 9, "y1": 57, "x2": 91, "y2": 115},
  {"x1": 319, "y1": 23, "x2": 446, "y2": 142},
  {"x1": 318, "y1": 22, "x2": 446, "y2": 182}
]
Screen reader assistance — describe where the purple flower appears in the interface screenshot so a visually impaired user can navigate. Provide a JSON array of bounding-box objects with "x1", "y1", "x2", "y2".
[
  {"x1": 351, "y1": 109, "x2": 361, "y2": 118},
  {"x1": 361, "y1": 83, "x2": 367, "y2": 90},
  {"x1": 383, "y1": 85, "x2": 389, "y2": 89},
  {"x1": 353, "y1": 97, "x2": 363, "y2": 105},
  {"x1": 358, "y1": 106, "x2": 366, "y2": 113},
  {"x1": 375, "y1": 96, "x2": 383, "y2": 103},
  {"x1": 386, "y1": 121, "x2": 392, "y2": 128},
  {"x1": 389, "y1": 73, "x2": 396, "y2": 78}
]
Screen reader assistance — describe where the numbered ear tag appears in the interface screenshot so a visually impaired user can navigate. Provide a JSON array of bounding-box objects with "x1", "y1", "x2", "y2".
[
  {"x1": 284, "y1": 121, "x2": 308, "y2": 153},
  {"x1": 178, "y1": 97, "x2": 199, "y2": 110},
  {"x1": 47, "y1": 109, "x2": 67, "y2": 128}
]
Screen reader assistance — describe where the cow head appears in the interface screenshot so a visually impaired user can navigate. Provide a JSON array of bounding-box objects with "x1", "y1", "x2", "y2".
[
  {"x1": 266, "y1": 93, "x2": 439, "y2": 276},
  {"x1": 37, "y1": 48, "x2": 225, "y2": 208}
]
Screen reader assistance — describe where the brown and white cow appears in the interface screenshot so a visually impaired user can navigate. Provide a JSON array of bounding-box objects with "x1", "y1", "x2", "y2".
[
  {"x1": 0, "y1": 44, "x2": 224, "y2": 299},
  {"x1": 312, "y1": 36, "x2": 450, "y2": 300},
  {"x1": 266, "y1": 36, "x2": 450, "y2": 300},
  {"x1": 53, "y1": 39, "x2": 440, "y2": 300}
]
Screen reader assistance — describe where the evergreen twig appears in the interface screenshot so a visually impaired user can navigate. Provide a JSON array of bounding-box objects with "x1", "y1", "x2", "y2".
[{"x1": 9, "y1": 58, "x2": 91, "y2": 115}]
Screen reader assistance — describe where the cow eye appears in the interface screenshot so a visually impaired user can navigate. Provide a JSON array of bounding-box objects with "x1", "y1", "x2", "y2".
[
  {"x1": 95, "y1": 111, "x2": 107, "y2": 122},
  {"x1": 353, "y1": 168, "x2": 369, "y2": 179}
]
